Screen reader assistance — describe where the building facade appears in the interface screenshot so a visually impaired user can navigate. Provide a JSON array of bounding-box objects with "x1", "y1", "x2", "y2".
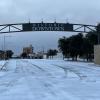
[
  {"x1": 94, "y1": 45, "x2": 100, "y2": 65},
  {"x1": 23, "y1": 45, "x2": 33, "y2": 54}
]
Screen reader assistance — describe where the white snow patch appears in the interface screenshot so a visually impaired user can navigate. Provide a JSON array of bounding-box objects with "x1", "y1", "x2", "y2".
[{"x1": 0, "y1": 59, "x2": 99, "y2": 100}]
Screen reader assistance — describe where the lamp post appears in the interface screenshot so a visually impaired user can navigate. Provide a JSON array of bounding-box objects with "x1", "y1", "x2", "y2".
[{"x1": 3, "y1": 35, "x2": 12, "y2": 60}]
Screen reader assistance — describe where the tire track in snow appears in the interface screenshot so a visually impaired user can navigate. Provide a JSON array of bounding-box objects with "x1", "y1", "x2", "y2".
[
  {"x1": 21, "y1": 60, "x2": 45, "y2": 72},
  {"x1": 17, "y1": 60, "x2": 36, "y2": 99},
  {"x1": 27, "y1": 60, "x2": 67, "y2": 78},
  {"x1": 0, "y1": 61, "x2": 9, "y2": 71},
  {"x1": 18, "y1": 60, "x2": 59, "y2": 99},
  {"x1": 21, "y1": 60, "x2": 53, "y2": 77},
  {"x1": 52, "y1": 64, "x2": 87, "y2": 80},
  {"x1": 71, "y1": 64, "x2": 100, "y2": 79},
  {"x1": 62, "y1": 62, "x2": 100, "y2": 73},
  {"x1": 52, "y1": 63, "x2": 100, "y2": 82},
  {"x1": 0, "y1": 60, "x2": 22, "y2": 94},
  {"x1": 19, "y1": 60, "x2": 81, "y2": 100}
]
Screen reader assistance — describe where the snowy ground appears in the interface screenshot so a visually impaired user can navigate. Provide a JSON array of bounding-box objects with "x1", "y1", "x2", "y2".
[{"x1": 0, "y1": 59, "x2": 100, "y2": 100}]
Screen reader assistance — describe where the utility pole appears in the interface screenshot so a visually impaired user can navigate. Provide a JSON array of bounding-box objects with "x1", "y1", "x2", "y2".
[
  {"x1": 66, "y1": 17, "x2": 69, "y2": 23},
  {"x1": 3, "y1": 35, "x2": 12, "y2": 60}
]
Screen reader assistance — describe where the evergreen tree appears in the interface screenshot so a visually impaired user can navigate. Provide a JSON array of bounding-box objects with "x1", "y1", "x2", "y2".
[
  {"x1": 6, "y1": 50, "x2": 14, "y2": 59},
  {"x1": 47, "y1": 49, "x2": 58, "y2": 59},
  {"x1": 58, "y1": 31, "x2": 98, "y2": 61}
]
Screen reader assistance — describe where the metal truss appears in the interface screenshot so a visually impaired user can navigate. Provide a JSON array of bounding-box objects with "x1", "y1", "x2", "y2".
[
  {"x1": 0, "y1": 23, "x2": 23, "y2": 34},
  {"x1": 0, "y1": 23, "x2": 97, "y2": 34},
  {"x1": 72, "y1": 23, "x2": 96, "y2": 33}
]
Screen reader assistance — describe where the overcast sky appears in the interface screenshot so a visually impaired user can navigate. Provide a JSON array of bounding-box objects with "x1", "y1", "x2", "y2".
[{"x1": 0, "y1": 0, "x2": 100, "y2": 55}]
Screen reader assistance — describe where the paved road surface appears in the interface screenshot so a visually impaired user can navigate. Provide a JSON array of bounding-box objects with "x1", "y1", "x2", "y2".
[{"x1": 0, "y1": 59, "x2": 100, "y2": 100}]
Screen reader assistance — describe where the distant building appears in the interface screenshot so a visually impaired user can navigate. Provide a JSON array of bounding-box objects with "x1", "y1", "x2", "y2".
[
  {"x1": 22, "y1": 45, "x2": 51, "y2": 59},
  {"x1": 23, "y1": 45, "x2": 34, "y2": 54},
  {"x1": 22, "y1": 45, "x2": 35, "y2": 59}
]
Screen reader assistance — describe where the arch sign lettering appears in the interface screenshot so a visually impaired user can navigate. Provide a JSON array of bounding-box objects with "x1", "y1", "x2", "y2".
[{"x1": 22, "y1": 23, "x2": 73, "y2": 32}]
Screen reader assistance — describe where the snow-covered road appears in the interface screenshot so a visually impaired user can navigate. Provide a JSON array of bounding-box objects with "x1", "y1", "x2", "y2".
[{"x1": 0, "y1": 59, "x2": 100, "y2": 100}]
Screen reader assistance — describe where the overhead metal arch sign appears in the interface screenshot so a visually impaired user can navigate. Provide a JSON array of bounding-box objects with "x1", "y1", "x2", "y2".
[
  {"x1": 22, "y1": 23, "x2": 73, "y2": 32},
  {"x1": 0, "y1": 22, "x2": 96, "y2": 34}
]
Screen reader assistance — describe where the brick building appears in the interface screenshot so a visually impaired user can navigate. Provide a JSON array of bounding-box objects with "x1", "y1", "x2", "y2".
[{"x1": 23, "y1": 45, "x2": 34, "y2": 54}]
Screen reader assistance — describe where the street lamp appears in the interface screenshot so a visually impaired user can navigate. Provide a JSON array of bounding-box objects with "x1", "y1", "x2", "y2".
[{"x1": 3, "y1": 35, "x2": 12, "y2": 60}]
